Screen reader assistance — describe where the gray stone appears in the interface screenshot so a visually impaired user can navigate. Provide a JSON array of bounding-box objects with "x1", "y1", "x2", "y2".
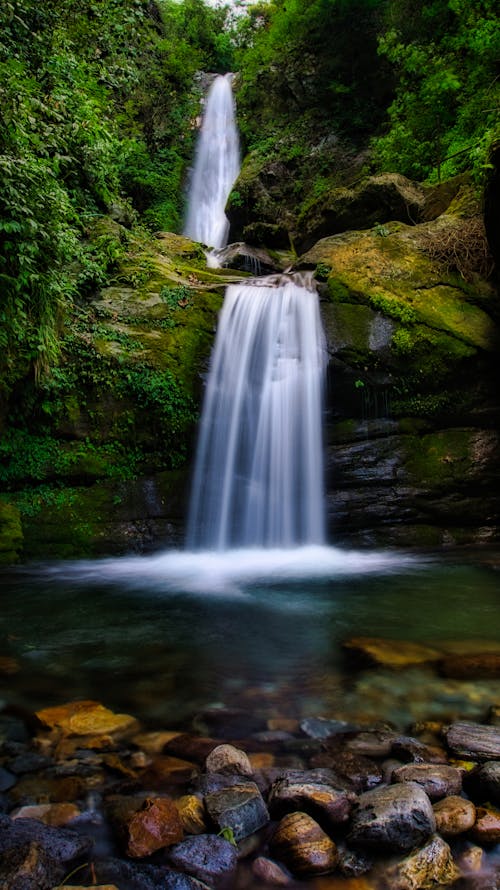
[
  {"x1": 168, "y1": 834, "x2": 238, "y2": 888},
  {"x1": 205, "y1": 744, "x2": 253, "y2": 777},
  {"x1": 0, "y1": 840, "x2": 62, "y2": 890},
  {"x1": 205, "y1": 781, "x2": 269, "y2": 841},
  {"x1": 269, "y1": 777, "x2": 353, "y2": 826},
  {"x1": 0, "y1": 814, "x2": 91, "y2": 862},
  {"x1": 348, "y1": 782, "x2": 436, "y2": 851},
  {"x1": 300, "y1": 717, "x2": 358, "y2": 739},
  {"x1": 95, "y1": 858, "x2": 208, "y2": 890}
]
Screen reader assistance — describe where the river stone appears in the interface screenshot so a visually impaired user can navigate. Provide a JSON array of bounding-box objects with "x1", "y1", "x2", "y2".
[
  {"x1": 0, "y1": 765, "x2": 16, "y2": 791},
  {"x1": 342, "y1": 637, "x2": 441, "y2": 668},
  {"x1": 472, "y1": 761, "x2": 500, "y2": 804},
  {"x1": 163, "y1": 734, "x2": 220, "y2": 764},
  {"x1": 311, "y1": 749, "x2": 383, "y2": 792},
  {"x1": 336, "y1": 843, "x2": 373, "y2": 877},
  {"x1": 35, "y1": 700, "x2": 137, "y2": 738},
  {"x1": 445, "y1": 722, "x2": 500, "y2": 761},
  {"x1": 11, "y1": 803, "x2": 81, "y2": 827},
  {"x1": 131, "y1": 730, "x2": 183, "y2": 754},
  {"x1": 383, "y1": 835, "x2": 459, "y2": 890},
  {"x1": 391, "y1": 735, "x2": 448, "y2": 764},
  {"x1": 0, "y1": 813, "x2": 91, "y2": 862},
  {"x1": 205, "y1": 781, "x2": 269, "y2": 841},
  {"x1": 95, "y1": 858, "x2": 208, "y2": 890},
  {"x1": 270, "y1": 811, "x2": 339, "y2": 877},
  {"x1": 205, "y1": 744, "x2": 253, "y2": 776},
  {"x1": 470, "y1": 805, "x2": 500, "y2": 843},
  {"x1": 175, "y1": 795, "x2": 207, "y2": 834},
  {"x1": 0, "y1": 840, "x2": 62, "y2": 890},
  {"x1": 168, "y1": 834, "x2": 238, "y2": 888},
  {"x1": 269, "y1": 777, "x2": 353, "y2": 826},
  {"x1": 391, "y1": 763, "x2": 462, "y2": 799},
  {"x1": 126, "y1": 797, "x2": 184, "y2": 857},
  {"x1": 432, "y1": 796, "x2": 476, "y2": 835},
  {"x1": 252, "y1": 856, "x2": 292, "y2": 886},
  {"x1": 348, "y1": 782, "x2": 436, "y2": 851},
  {"x1": 346, "y1": 731, "x2": 397, "y2": 758},
  {"x1": 300, "y1": 718, "x2": 359, "y2": 739},
  {"x1": 439, "y1": 653, "x2": 500, "y2": 679}
]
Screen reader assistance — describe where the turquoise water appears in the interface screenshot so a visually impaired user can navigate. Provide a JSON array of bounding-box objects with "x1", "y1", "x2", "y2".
[{"x1": 1, "y1": 545, "x2": 499, "y2": 730}]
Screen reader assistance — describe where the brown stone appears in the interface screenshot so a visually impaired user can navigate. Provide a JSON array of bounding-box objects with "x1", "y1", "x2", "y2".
[
  {"x1": 35, "y1": 700, "x2": 137, "y2": 737},
  {"x1": 142, "y1": 754, "x2": 198, "y2": 785},
  {"x1": 270, "y1": 811, "x2": 338, "y2": 877},
  {"x1": 445, "y1": 721, "x2": 500, "y2": 761},
  {"x1": 392, "y1": 763, "x2": 462, "y2": 799},
  {"x1": 205, "y1": 743, "x2": 253, "y2": 776},
  {"x1": 433, "y1": 796, "x2": 476, "y2": 836},
  {"x1": 314, "y1": 880, "x2": 375, "y2": 890},
  {"x1": 12, "y1": 803, "x2": 81, "y2": 827},
  {"x1": 248, "y1": 752, "x2": 275, "y2": 770},
  {"x1": 346, "y1": 732, "x2": 397, "y2": 758},
  {"x1": 384, "y1": 835, "x2": 459, "y2": 889},
  {"x1": 126, "y1": 797, "x2": 184, "y2": 858},
  {"x1": 163, "y1": 733, "x2": 220, "y2": 763},
  {"x1": 268, "y1": 718, "x2": 300, "y2": 733},
  {"x1": 252, "y1": 856, "x2": 292, "y2": 886},
  {"x1": 342, "y1": 637, "x2": 441, "y2": 669},
  {"x1": 131, "y1": 730, "x2": 182, "y2": 754},
  {"x1": 269, "y1": 778, "x2": 352, "y2": 826},
  {"x1": 439, "y1": 653, "x2": 500, "y2": 679},
  {"x1": 470, "y1": 805, "x2": 500, "y2": 843},
  {"x1": 8, "y1": 773, "x2": 89, "y2": 804},
  {"x1": 175, "y1": 794, "x2": 207, "y2": 834},
  {"x1": 456, "y1": 844, "x2": 485, "y2": 873}
]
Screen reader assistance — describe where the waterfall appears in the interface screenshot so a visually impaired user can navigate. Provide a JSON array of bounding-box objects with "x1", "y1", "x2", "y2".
[
  {"x1": 184, "y1": 74, "x2": 240, "y2": 249},
  {"x1": 187, "y1": 273, "x2": 327, "y2": 551}
]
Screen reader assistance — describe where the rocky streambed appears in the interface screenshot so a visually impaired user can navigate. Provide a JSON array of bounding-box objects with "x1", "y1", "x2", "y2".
[{"x1": 1, "y1": 680, "x2": 500, "y2": 890}]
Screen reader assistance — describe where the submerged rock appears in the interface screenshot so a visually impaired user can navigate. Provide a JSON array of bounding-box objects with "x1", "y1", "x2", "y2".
[
  {"x1": 35, "y1": 701, "x2": 137, "y2": 739},
  {"x1": 343, "y1": 637, "x2": 441, "y2": 669},
  {"x1": 348, "y1": 782, "x2": 436, "y2": 851}
]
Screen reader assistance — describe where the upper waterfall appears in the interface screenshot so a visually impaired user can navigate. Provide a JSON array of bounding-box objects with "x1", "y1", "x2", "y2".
[
  {"x1": 187, "y1": 273, "x2": 327, "y2": 551},
  {"x1": 183, "y1": 74, "x2": 240, "y2": 249}
]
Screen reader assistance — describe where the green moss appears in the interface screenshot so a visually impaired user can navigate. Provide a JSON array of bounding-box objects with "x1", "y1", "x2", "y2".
[
  {"x1": 0, "y1": 499, "x2": 23, "y2": 564},
  {"x1": 326, "y1": 278, "x2": 351, "y2": 303},
  {"x1": 402, "y1": 429, "x2": 474, "y2": 487}
]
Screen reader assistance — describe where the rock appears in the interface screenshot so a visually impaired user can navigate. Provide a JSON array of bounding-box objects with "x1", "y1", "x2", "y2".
[
  {"x1": 342, "y1": 637, "x2": 441, "y2": 669},
  {"x1": 126, "y1": 797, "x2": 184, "y2": 858},
  {"x1": 456, "y1": 844, "x2": 485, "y2": 873},
  {"x1": 470, "y1": 805, "x2": 500, "y2": 843},
  {"x1": 432, "y1": 796, "x2": 476, "y2": 835},
  {"x1": 141, "y1": 754, "x2": 198, "y2": 785},
  {"x1": 300, "y1": 718, "x2": 359, "y2": 739},
  {"x1": 439, "y1": 654, "x2": 500, "y2": 679},
  {"x1": 336, "y1": 844, "x2": 373, "y2": 878},
  {"x1": 0, "y1": 840, "x2": 62, "y2": 890},
  {"x1": 348, "y1": 782, "x2": 436, "y2": 851},
  {"x1": 95, "y1": 858, "x2": 206, "y2": 890},
  {"x1": 11, "y1": 803, "x2": 81, "y2": 827},
  {"x1": 205, "y1": 744, "x2": 253, "y2": 776},
  {"x1": 35, "y1": 700, "x2": 137, "y2": 738},
  {"x1": 131, "y1": 730, "x2": 183, "y2": 754},
  {"x1": 345, "y1": 732, "x2": 397, "y2": 758},
  {"x1": 208, "y1": 242, "x2": 279, "y2": 275},
  {"x1": 193, "y1": 708, "x2": 266, "y2": 739},
  {"x1": 310, "y1": 749, "x2": 383, "y2": 792},
  {"x1": 175, "y1": 795, "x2": 207, "y2": 835},
  {"x1": 0, "y1": 766, "x2": 16, "y2": 791},
  {"x1": 391, "y1": 763, "x2": 462, "y2": 799},
  {"x1": 252, "y1": 856, "x2": 292, "y2": 886},
  {"x1": 163, "y1": 734, "x2": 220, "y2": 764},
  {"x1": 470, "y1": 761, "x2": 500, "y2": 804},
  {"x1": 168, "y1": 834, "x2": 238, "y2": 888},
  {"x1": 268, "y1": 777, "x2": 353, "y2": 827},
  {"x1": 391, "y1": 735, "x2": 448, "y2": 764},
  {"x1": 383, "y1": 835, "x2": 459, "y2": 890},
  {"x1": 270, "y1": 811, "x2": 339, "y2": 877},
  {"x1": 205, "y1": 781, "x2": 269, "y2": 841},
  {"x1": 445, "y1": 721, "x2": 500, "y2": 761},
  {"x1": 0, "y1": 814, "x2": 91, "y2": 862}
]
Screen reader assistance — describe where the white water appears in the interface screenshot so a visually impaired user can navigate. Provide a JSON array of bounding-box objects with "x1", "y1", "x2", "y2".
[
  {"x1": 184, "y1": 74, "x2": 240, "y2": 248},
  {"x1": 187, "y1": 273, "x2": 327, "y2": 550}
]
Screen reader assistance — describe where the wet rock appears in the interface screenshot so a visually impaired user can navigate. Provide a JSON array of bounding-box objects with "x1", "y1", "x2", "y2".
[
  {"x1": 439, "y1": 654, "x2": 500, "y2": 679},
  {"x1": 445, "y1": 721, "x2": 500, "y2": 761},
  {"x1": 11, "y1": 803, "x2": 81, "y2": 827},
  {"x1": 175, "y1": 795, "x2": 207, "y2": 835},
  {"x1": 141, "y1": 754, "x2": 198, "y2": 786},
  {"x1": 193, "y1": 708, "x2": 266, "y2": 739},
  {"x1": 131, "y1": 730, "x2": 184, "y2": 754},
  {"x1": 383, "y1": 835, "x2": 459, "y2": 890},
  {"x1": 7, "y1": 772, "x2": 89, "y2": 805},
  {"x1": 348, "y1": 782, "x2": 436, "y2": 851},
  {"x1": 252, "y1": 856, "x2": 292, "y2": 886},
  {"x1": 209, "y1": 242, "x2": 279, "y2": 275},
  {"x1": 300, "y1": 718, "x2": 358, "y2": 739},
  {"x1": 311, "y1": 749, "x2": 383, "y2": 792},
  {"x1": 205, "y1": 744, "x2": 253, "y2": 776},
  {"x1": 432, "y1": 796, "x2": 476, "y2": 836},
  {"x1": 345, "y1": 731, "x2": 397, "y2": 758},
  {"x1": 95, "y1": 858, "x2": 207, "y2": 889},
  {"x1": 392, "y1": 763, "x2": 462, "y2": 799},
  {"x1": 342, "y1": 637, "x2": 441, "y2": 669},
  {"x1": 336, "y1": 844, "x2": 373, "y2": 878},
  {"x1": 470, "y1": 761, "x2": 500, "y2": 804},
  {"x1": 205, "y1": 781, "x2": 269, "y2": 841},
  {"x1": 391, "y1": 735, "x2": 448, "y2": 764},
  {"x1": 0, "y1": 840, "x2": 62, "y2": 890},
  {"x1": 470, "y1": 805, "x2": 500, "y2": 843},
  {"x1": 269, "y1": 776, "x2": 353, "y2": 827},
  {"x1": 163, "y1": 734, "x2": 220, "y2": 764},
  {"x1": 35, "y1": 700, "x2": 137, "y2": 738},
  {"x1": 126, "y1": 797, "x2": 184, "y2": 858},
  {"x1": 270, "y1": 811, "x2": 339, "y2": 877},
  {"x1": 0, "y1": 813, "x2": 91, "y2": 862},
  {"x1": 168, "y1": 834, "x2": 238, "y2": 888},
  {"x1": 7, "y1": 751, "x2": 53, "y2": 775},
  {"x1": 456, "y1": 844, "x2": 485, "y2": 873},
  {"x1": 197, "y1": 772, "x2": 252, "y2": 795}
]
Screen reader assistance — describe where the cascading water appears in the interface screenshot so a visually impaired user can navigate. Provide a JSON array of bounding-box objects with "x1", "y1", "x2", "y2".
[
  {"x1": 183, "y1": 73, "x2": 240, "y2": 249},
  {"x1": 187, "y1": 273, "x2": 327, "y2": 551}
]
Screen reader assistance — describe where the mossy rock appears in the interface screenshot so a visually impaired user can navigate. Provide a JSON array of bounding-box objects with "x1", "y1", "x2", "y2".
[{"x1": 0, "y1": 500, "x2": 23, "y2": 564}]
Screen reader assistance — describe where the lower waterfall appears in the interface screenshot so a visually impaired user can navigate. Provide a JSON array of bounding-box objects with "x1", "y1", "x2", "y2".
[{"x1": 187, "y1": 273, "x2": 327, "y2": 551}]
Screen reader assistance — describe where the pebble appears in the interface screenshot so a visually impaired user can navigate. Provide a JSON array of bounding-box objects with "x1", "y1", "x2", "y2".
[
  {"x1": 205, "y1": 781, "x2": 269, "y2": 841},
  {"x1": 270, "y1": 811, "x2": 339, "y2": 877},
  {"x1": 11, "y1": 802, "x2": 81, "y2": 826},
  {"x1": 35, "y1": 700, "x2": 137, "y2": 738},
  {"x1": 269, "y1": 777, "x2": 352, "y2": 826},
  {"x1": 205, "y1": 743, "x2": 253, "y2": 776},
  {"x1": 470, "y1": 805, "x2": 500, "y2": 843},
  {"x1": 432, "y1": 795, "x2": 476, "y2": 835},
  {"x1": 168, "y1": 834, "x2": 238, "y2": 887},
  {"x1": 445, "y1": 721, "x2": 500, "y2": 761},
  {"x1": 391, "y1": 763, "x2": 463, "y2": 799},
  {"x1": 348, "y1": 782, "x2": 436, "y2": 851},
  {"x1": 383, "y1": 834, "x2": 459, "y2": 890},
  {"x1": 126, "y1": 797, "x2": 184, "y2": 857},
  {"x1": 252, "y1": 855, "x2": 292, "y2": 885}
]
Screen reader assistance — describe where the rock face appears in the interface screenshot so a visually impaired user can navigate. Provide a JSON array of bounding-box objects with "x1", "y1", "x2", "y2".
[{"x1": 348, "y1": 782, "x2": 436, "y2": 851}]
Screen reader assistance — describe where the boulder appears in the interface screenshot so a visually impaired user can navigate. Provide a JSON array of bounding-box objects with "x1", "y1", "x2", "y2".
[{"x1": 348, "y1": 782, "x2": 436, "y2": 851}]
